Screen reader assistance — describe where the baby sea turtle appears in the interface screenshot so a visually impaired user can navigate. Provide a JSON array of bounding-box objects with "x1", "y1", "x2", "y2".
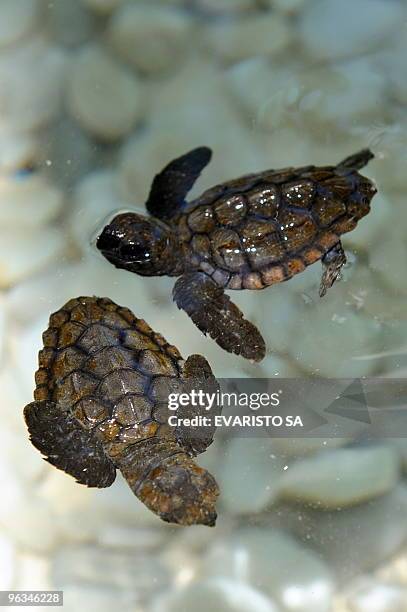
[
  {"x1": 24, "y1": 296, "x2": 220, "y2": 527},
  {"x1": 97, "y1": 148, "x2": 377, "y2": 361}
]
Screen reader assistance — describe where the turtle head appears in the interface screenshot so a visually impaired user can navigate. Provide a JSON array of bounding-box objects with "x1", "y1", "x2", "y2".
[
  {"x1": 345, "y1": 176, "x2": 377, "y2": 221},
  {"x1": 97, "y1": 212, "x2": 178, "y2": 276},
  {"x1": 336, "y1": 150, "x2": 377, "y2": 221}
]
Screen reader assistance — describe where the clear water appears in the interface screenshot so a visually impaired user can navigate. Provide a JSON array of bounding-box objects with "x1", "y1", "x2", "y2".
[{"x1": 1, "y1": 1, "x2": 407, "y2": 611}]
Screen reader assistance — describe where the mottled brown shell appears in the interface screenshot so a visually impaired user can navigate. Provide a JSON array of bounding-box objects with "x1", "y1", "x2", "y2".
[
  {"x1": 26, "y1": 297, "x2": 219, "y2": 526},
  {"x1": 34, "y1": 296, "x2": 183, "y2": 450},
  {"x1": 179, "y1": 164, "x2": 373, "y2": 290}
]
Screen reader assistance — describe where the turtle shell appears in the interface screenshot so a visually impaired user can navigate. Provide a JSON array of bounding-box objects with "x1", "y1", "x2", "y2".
[
  {"x1": 179, "y1": 164, "x2": 376, "y2": 290},
  {"x1": 33, "y1": 296, "x2": 183, "y2": 453},
  {"x1": 26, "y1": 296, "x2": 220, "y2": 526}
]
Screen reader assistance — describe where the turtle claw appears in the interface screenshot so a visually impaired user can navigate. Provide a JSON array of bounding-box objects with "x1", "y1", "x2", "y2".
[{"x1": 173, "y1": 271, "x2": 266, "y2": 361}]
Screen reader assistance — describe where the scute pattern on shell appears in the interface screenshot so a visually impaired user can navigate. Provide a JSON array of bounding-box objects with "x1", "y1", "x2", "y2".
[
  {"x1": 180, "y1": 164, "x2": 371, "y2": 290},
  {"x1": 34, "y1": 296, "x2": 182, "y2": 441},
  {"x1": 25, "y1": 297, "x2": 220, "y2": 527}
]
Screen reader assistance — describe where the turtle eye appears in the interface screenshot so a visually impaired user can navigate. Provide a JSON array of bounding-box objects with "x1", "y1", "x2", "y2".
[{"x1": 120, "y1": 243, "x2": 150, "y2": 261}]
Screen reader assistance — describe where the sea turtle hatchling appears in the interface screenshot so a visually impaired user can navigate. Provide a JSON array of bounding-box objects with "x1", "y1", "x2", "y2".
[
  {"x1": 24, "y1": 296, "x2": 220, "y2": 527},
  {"x1": 97, "y1": 147, "x2": 377, "y2": 361}
]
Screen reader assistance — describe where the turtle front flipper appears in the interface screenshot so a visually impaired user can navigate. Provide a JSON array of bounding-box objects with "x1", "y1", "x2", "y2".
[
  {"x1": 319, "y1": 241, "x2": 347, "y2": 298},
  {"x1": 173, "y1": 271, "x2": 266, "y2": 361},
  {"x1": 176, "y1": 354, "x2": 221, "y2": 455},
  {"x1": 145, "y1": 147, "x2": 212, "y2": 220},
  {"x1": 24, "y1": 401, "x2": 116, "y2": 488}
]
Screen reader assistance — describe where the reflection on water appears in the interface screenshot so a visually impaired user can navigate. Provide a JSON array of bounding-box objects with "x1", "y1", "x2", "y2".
[{"x1": 1, "y1": 0, "x2": 407, "y2": 610}]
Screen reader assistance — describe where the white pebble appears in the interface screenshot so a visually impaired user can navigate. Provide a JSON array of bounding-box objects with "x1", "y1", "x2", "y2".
[
  {"x1": 292, "y1": 297, "x2": 382, "y2": 377},
  {"x1": 118, "y1": 59, "x2": 264, "y2": 203},
  {"x1": 0, "y1": 37, "x2": 68, "y2": 132},
  {"x1": 218, "y1": 438, "x2": 284, "y2": 514},
  {"x1": 266, "y1": 0, "x2": 306, "y2": 14},
  {"x1": 86, "y1": 478, "x2": 168, "y2": 529},
  {"x1": 285, "y1": 486, "x2": 407, "y2": 580},
  {"x1": 309, "y1": 58, "x2": 386, "y2": 130},
  {"x1": 58, "y1": 585, "x2": 139, "y2": 612},
  {"x1": 152, "y1": 578, "x2": 279, "y2": 612},
  {"x1": 37, "y1": 470, "x2": 93, "y2": 516},
  {"x1": 197, "y1": 0, "x2": 256, "y2": 12},
  {"x1": 53, "y1": 544, "x2": 169, "y2": 598},
  {"x1": 0, "y1": 365, "x2": 31, "y2": 433},
  {"x1": 108, "y1": 4, "x2": 192, "y2": 75},
  {"x1": 4, "y1": 256, "x2": 156, "y2": 333},
  {"x1": 0, "y1": 130, "x2": 37, "y2": 172},
  {"x1": 227, "y1": 57, "x2": 385, "y2": 134},
  {"x1": 204, "y1": 13, "x2": 291, "y2": 64},
  {"x1": 153, "y1": 0, "x2": 188, "y2": 5},
  {"x1": 67, "y1": 44, "x2": 144, "y2": 141},
  {"x1": 369, "y1": 228, "x2": 407, "y2": 295},
  {"x1": 195, "y1": 437, "x2": 221, "y2": 476},
  {"x1": 39, "y1": 117, "x2": 97, "y2": 189},
  {"x1": 0, "y1": 227, "x2": 67, "y2": 289},
  {"x1": 0, "y1": 298, "x2": 5, "y2": 368},
  {"x1": 202, "y1": 528, "x2": 334, "y2": 612},
  {"x1": 69, "y1": 169, "x2": 128, "y2": 249},
  {"x1": 224, "y1": 58, "x2": 291, "y2": 131},
  {"x1": 368, "y1": 125, "x2": 407, "y2": 194},
  {"x1": 271, "y1": 435, "x2": 365, "y2": 461},
  {"x1": 96, "y1": 525, "x2": 166, "y2": 550},
  {"x1": 344, "y1": 192, "x2": 391, "y2": 250},
  {"x1": 0, "y1": 533, "x2": 16, "y2": 590},
  {"x1": 280, "y1": 446, "x2": 400, "y2": 508},
  {"x1": 299, "y1": 0, "x2": 405, "y2": 61},
  {"x1": 0, "y1": 174, "x2": 63, "y2": 229},
  {"x1": 0, "y1": 490, "x2": 59, "y2": 554},
  {"x1": 82, "y1": 0, "x2": 124, "y2": 13},
  {"x1": 346, "y1": 578, "x2": 407, "y2": 612},
  {"x1": 0, "y1": 460, "x2": 26, "y2": 522},
  {"x1": 333, "y1": 265, "x2": 404, "y2": 335},
  {"x1": 256, "y1": 288, "x2": 303, "y2": 355},
  {"x1": 15, "y1": 553, "x2": 51, "y2": 591},
  {"x1": 0, "y1": 0, "x2": 41, "y2": 48},
  {"x1": 380, "y1": 37, "x2": 407, "y2": 105},
  {"x1": 256, "y1": 354, "x2": 301, "y2": 378},
  {"x1": 47, "y1": 0, "x2": 96, "y2": 48},
  {"x1": 0, "y1": 422, "x2": 47, "y2": 485},
  {"x1": 9, "y1": 313, "x2": 48, "y2": 398}
]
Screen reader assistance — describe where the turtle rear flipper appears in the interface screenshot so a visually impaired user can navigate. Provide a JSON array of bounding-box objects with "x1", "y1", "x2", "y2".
[
  {"x1": 173, "y1": 271, "x2": 266, "y2": 362},
  {"x1": 145, "y1": 147, "x2": 212, "y2": 220},
  {"x1": 319, "y1": 241, "x2": 347, "y2": 297},
  {"x1": 24, "y1": 401, "x2": 116, "y2": 488},
  {"x1": 337, "y1": 149, "x2": 374, "y2": 171}
]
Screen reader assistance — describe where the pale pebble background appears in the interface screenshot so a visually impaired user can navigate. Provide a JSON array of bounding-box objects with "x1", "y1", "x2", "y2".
[{"x1": 1, "y1": 0, "x2": 407, "y2": 610}]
